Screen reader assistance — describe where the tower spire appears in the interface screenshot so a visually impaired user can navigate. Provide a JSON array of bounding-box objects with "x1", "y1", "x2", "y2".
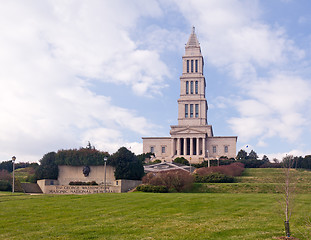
[{"x1": 186, "y1": 26, "x2": 200, "y2": 49}]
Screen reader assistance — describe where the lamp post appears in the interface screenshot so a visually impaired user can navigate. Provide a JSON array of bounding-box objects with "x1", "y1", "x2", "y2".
[
  {"x1": 12, "y1": 156, "x2": 16, "y2": 193},
  {"x1": 104, "y1": 157, "x2": 107, "y2": 193},
  {"x1": 189, "y1": 157, "x2": 192, "y2": 173},
  {"x1": 206, "y1": 150, "x2": 210, "y2": 168}
]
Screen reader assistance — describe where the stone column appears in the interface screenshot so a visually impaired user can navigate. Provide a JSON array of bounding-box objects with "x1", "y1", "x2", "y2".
[
  {"x1": 183, "y1": 138, "x2": 187, "y2": 156},
  {"x1": 177, "y1": 138, "x2": 181, "y2": 155},
  {"x1": 190, "y1": 137, "x2": 193, "y2": 156},
  {"x1": 171, "y1": 138, "x2": 175, "y2": 157},
  {"x1": 202, "y1": 137, "x2": 206, "y2": 157},
  {"x1": 196, "y1": 138, "x2": 199, "y2": 156}
]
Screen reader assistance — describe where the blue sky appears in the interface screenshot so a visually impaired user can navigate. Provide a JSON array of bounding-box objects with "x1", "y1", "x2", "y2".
[{"x1": 1, "y1": 0, "x2": 311, "y2": 162}]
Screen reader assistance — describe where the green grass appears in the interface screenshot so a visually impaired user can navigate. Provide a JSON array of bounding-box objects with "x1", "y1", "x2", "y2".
[
  {"x1": 14, "y1": 167, "x2": 35, "y2": 183},
  {"x1": 1, "y1": 192, "x2": 311, "y2": 240},
  {"x1": 1, "y1": 168, "x2": 311, "y2": 239},
  {"x1": 192, "y1": 168, "x2": 311, "y2": 193}
]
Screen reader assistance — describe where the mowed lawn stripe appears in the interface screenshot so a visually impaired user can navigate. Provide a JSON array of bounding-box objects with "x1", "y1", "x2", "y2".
[{"x1": 1, "y1": 193, "x2": 311, "y2": 239}]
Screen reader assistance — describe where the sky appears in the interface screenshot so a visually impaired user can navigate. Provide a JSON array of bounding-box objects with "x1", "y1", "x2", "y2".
[{"x1": 1, "y1": 0, "x2": 311, "y2": 163}]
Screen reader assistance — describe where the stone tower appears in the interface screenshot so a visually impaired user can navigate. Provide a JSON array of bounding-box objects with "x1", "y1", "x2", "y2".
[{"x1": 142, "y1": 28, "x2": 237, "y2": 163}]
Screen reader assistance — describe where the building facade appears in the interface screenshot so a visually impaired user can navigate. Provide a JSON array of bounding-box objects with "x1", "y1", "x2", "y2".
[{"x1": 142, "y1": 28, "x2": 237, "y2": 163}]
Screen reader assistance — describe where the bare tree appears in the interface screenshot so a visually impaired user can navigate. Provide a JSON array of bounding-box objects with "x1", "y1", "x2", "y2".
[{"x1": 281, "y1": 155, "x2": 296, "y2": 238}]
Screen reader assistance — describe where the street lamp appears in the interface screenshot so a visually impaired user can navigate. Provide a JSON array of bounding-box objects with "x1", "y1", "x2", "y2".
[
  {"x1": 206, "y1": 150, "x2": 210, "y2": 168},
  {"x1": 12, "y1": 156, "x2": 16, "y2": 193},
  {"x1": 189, "y1": 157, "x2": 192, "y2": 173},
  {"x1": 104, "y1": 157, "x2": 107, "y2": 193}
]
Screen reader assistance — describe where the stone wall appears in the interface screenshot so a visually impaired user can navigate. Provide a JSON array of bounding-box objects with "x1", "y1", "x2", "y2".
[
  {"x1": 37, "y1": 179, "x2": 142, "y2": 194},
  {"x1": 206, "y1": 136, "x2": 237, "y2": 159},
  {"x1": 142, "y1": 137, "x2": 172, "y2": 161},
  {"x1": 58, "y1": 165, "x2": 115, "y2": 185}
]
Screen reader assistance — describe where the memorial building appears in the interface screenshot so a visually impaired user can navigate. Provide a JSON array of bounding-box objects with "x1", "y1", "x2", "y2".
[{"x1": 142, "y1": 28, "x2": 237, "y2": 163}]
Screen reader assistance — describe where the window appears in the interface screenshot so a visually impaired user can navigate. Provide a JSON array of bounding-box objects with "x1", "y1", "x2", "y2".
[
  {"x1": 191, "y1": 60, "x2": 194, "y2": 72},
  {"x1": 186, "y1": 81, "x2": 189, "y2": 94},
  {"x1": 196, "y1": 81, "x2": 199, "y2": 94},
  {"x1": 195, "y1": 104, "x2": 199, "y2": 118},
  {"x1": 213, "y1": 146, "x2": 217, "y2": 153},
  {"x1": 195, "y1": 60, "x2": 198, "y2": 72},
  {"x1": 185, "y1": 104, "x2": 188, "y2": 118},
  {"x1": 162, "y1": 146, "x2": 165, "y2": 153},
  {"x1": 187, "y1": 60, "x2": 189, "y2": 73},
  {"x1": 150, "y1": 146, "x2": 154, "y2": 153},
  {"x1": 224, "y1": 146, "x2": 228, "y2": 153},
  {"x1": 190, "y1": 104, "x2": 193, "y2": 118},
  {"x1": 190, "y1": 81, "x2": 193, "y2": 94}
]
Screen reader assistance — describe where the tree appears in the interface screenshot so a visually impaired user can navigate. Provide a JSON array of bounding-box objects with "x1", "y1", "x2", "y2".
[
  {"x1": 0, "y1": 160, "x2": 13, "y2": 172},
  {"x1": 35, "y1": 152, "x2": 58, "y2": 180},
  {"x1": 55, "y1": 148, "x2": 109, "y2": 166},
  {"x1": 236, "y1": 149, "x2": 248, "y2": 161},
  {"x1": 261, "y1": 155, "x2": 269, "y2": 163},
  {"x1": 248, "y1": 150, "x2": 258, "y2": 160},
  {"x1": 136, "y1": 152, "x2": 155, "y2": 164},
  {"x1": 109, "y1": 147, "x2": 144, "y2": 180},
  {"x1": 280, "y1": 155, "x2": 297, "y2": 238}
]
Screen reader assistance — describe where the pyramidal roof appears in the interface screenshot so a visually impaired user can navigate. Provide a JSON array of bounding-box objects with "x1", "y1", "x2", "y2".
[{"x1": 186, "y1": 26, "x2": 200, "y2": 48}]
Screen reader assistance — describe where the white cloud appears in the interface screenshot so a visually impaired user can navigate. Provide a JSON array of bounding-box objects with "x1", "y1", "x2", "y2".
[
  {"x1": 175, "y1": 0, "x2": 304, "y2": 79},
  {"x1": 175, "y1": 0, "x2": 311, "y2": 150},
  {"x1": 228, "y1": 73, "x2": 311, "y2": 144},
  {"x1": 0, "y1": 1, "x2": 166, "y2": 162}
]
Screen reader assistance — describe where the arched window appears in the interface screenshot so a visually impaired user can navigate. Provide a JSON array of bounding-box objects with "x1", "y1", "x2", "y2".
[
  {"x1": 195, "y1": 81, "x2": 198, "y2": 94},
  {"x1": 186, "y1": 81, "x2": 189, "y2": 94},
  {"x1": 195, "y1": 60, "x2": 198, "y2": 72},
  {"x1": 185, "y1": 104, "x2": 188, "y2": 118},
  {"x1": 195, "y1": 104, "x2": 199, "y2": 118},
  {"x1": 191, "y1": 60, "x2": 194, "y2": 72},
  {"x1": 190, "y1": 81, "x2": 193, "y2": 94},
  {"x1": 190, "y1": 104, "x2": 193, "y2": 118}
]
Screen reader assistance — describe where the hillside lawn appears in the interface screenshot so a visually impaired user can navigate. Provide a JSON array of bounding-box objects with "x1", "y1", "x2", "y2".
[
  {"x1": 1, "y1": 193, "x2": 311, "y2": 239},
  {"x1": 1, "y1": 168, "x2": 311, "y2": 239}
]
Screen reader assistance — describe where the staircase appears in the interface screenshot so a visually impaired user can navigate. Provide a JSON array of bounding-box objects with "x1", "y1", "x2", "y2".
[{"x1": 20, "y1": 183, "x2": 43, "y2": 194}]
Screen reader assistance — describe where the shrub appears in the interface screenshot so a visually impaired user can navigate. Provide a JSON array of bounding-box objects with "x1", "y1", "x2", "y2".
[
  {"x1": 26, "y1": 175, "x2": 37, "y2": 183},
  {"x1": 153, "y1": 160, "x2": 161, "y2": 164},
  {"x1": 194, "y1": 172, "x2": 234, "y2": 183},
  {"x1": 69, "y1": 181, "x2": 98, "y2": 185},
  {"x1": 173, "y1": 157, "x2": 189, "y2": 165},
  {"x1": 0, "y1": 169, "x2": 12, "y2": 181},
  {"x1": 260, "y1": 162, "x2": 282, "y2": 168},
  {"x1": 142, "y1": 170, "x2": 194, "y2": 192},
  {"x1": 136, "y1": 185, "x2": 168, "y2": 193},
  {"x1": 195, "y1": 162, "x2": 244, "y2": 177},
  {"x1": 0, "y1": 180, "x2": 12, "y2": 191}
]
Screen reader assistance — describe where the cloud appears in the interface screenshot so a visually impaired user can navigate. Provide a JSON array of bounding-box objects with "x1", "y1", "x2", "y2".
[
  {"x1": 175, "y1": 0, "x2": 304, "y2": 79},
  {"x1": 228, "y1": 73, "x2": 311, "y2": 143},
  {"x1": 174, "y1": 0, "x2": 311, "y2": 151},
  {"x1": 0, "y1": 1, "x2": 166, "y2": 161}
]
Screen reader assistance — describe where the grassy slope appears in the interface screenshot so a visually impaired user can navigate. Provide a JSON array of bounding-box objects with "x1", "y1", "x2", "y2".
[
  {"x1": 14, "y1": 167, "x2": 35, "y2": 183},
  {"x1": 1, "y1": 168, "x2": 311, "y2": 239},
  {"x1": 1, "y1": 192, "x2": 311, "y2": 240},
  {"x1": 192, "y1": 168, "x2": 311, "y2": 193}
]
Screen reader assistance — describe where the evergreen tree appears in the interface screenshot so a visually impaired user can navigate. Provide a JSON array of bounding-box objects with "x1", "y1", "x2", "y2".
[
  {"x1": 35, "y1": 152, "x2": 58, "y2": 180},
  {"x1": 236, "y1": 149, "x2": 248, "y2": 161},
  {"x1": 109, "y1": 147, "x2": 144, "y2": 180},
  {"x1": 248, "y1": 150, "x2": 258, "y2": 160}
]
